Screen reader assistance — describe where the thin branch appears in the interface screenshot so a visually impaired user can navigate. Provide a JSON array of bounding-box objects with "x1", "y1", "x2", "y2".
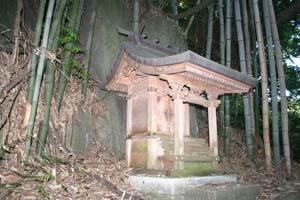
[
  {"x1": 0, "y1": 86, "x2": 22, "y2": 130},
  {"x1": 0, "y1": 69, "x2": 28, "y2": 104},
  {"x1": 170, "y1": 0, "x2": 215, "y2": 20}
]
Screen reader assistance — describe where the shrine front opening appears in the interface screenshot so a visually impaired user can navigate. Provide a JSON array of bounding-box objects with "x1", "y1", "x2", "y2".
[{"x1": 106, "y1": 33, "x2": 256, "y2": 176}]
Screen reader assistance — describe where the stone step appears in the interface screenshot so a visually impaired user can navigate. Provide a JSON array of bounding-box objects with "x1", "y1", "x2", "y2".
[
  {"x1": 158, "y1": 138, "x2": 209, "y2": 147},
  {"x1": 160, "y1": 142, "x2": 210, "y2": 152},
  {"x1": 166, "y1": 151, "x2": 211, "y2": 157},
  {"x1": 159, "y1": 137, "x2": 208, "y2": 145},
  {"x1": 158, "y1": 155, "x2": 213, "y2": 162}
]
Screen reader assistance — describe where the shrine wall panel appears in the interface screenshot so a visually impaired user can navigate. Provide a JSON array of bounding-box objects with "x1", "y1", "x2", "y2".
[{"x1": 131, "y1": 96, "x2": 148, "y2": 135}]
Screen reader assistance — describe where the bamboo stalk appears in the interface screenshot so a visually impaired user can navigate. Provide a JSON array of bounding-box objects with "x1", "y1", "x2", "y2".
[
  {"x1": 218, "y1": 0, "x2": 226, "y2": 155},
  {"x1": 133, "y1": 0, "x2": 139, "y2": 32},
  {"x1": 206, "y1": 4, "x2": 214, "y2": 59},
  {"x1": 252, "y1": 0, "x2": 272, "y2": 170},
  {"x1": 25, "y1": 0, "x2": 56, "y2": 159},
  {"x1": 248, "y1": 0, "x2": 261, "y2": 139},
  {"x1": 268, "y1": 0, "x2": 291, "y2": 175},
  {"x1": 234, "y1": 0, "x2": 253, "y2": 158},
  {"x1": 55, "y1": 0, "x2": 80, "y2": 112},
  {"x1": 224, "y1": 0, "x2": 232, "y2": 156},
  {"x1": 36, "y1": 0, "x2": 68, "y2": 156},
  {"x1": 82, "y1": 0, "x2": 97, "y2": 98},
  {"x1": 241, "y1": 0, "x2": 256, "y2": 137},
  {"x1": 262, "y1": 0, "x2": 280, "y2": 166},
  {"x1": 75, "y1": 0, "x2": 85, "y2": 34},
  {"x1": 27, "y1": 0, "x2": 47, "y2": 104}
]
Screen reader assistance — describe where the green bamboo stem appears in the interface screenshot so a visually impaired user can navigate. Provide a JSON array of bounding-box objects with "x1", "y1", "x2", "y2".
[
  {"x1": 234, "y1": 0, "x2": 253, "y2": 159},
  {"x1": 36, "y1": 0, "x2": 68, "y2": 156},
  {"x1": 262, "y1": 0, "x2": 280, "y2": 166},
  {"x1": 248, "y1": 0, "x2": 261, "y2": 138},
  {"x1": 25, "y1": 0, "x2": 56, "y2": 159},
  {"x1": 56, "y1": 0, "x2": 79, "y2": 112},
  {"x1": 218, "y1": 0, "x2": 225, "y2": 144},
  {"x1": 241, "y1": 0, "x2": 256, "y2": 137},
  {"x1": 218, "y1": 0, "x2": 225, "y2": 153},
  {"x1": 205, "y1": 4, "x2": 214, "y2": 59},
  {"x1": 268, "y1": 0, "x2": 291, "y2": 175},
  {"x1": 75, "y1": 0, "x2": 85, "y2": 34},
  {"x1": 133, "y1": 0, "x2": 139, "y2": 32},
  {"x1": 171, "y1": 0, "x2": 178, "y2": 15},
  {"x1": 27, "y1": 0, "x2": 47, "y2": 104},
  {"x1": 224, "y1": 0, "x2": 232, "y2": 156},
  {"x1": 82, "y1": 0, "x2": 97, "y2": 98}
]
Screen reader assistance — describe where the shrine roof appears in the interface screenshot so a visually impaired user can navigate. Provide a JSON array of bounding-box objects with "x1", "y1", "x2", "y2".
[{"x1": 106, "y1": 33, "x2": 257, "y2": 94}]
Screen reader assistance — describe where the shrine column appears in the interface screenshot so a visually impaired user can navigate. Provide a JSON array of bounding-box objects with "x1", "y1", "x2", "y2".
[
  {"x1": 207, "y1": 94, "x2": 220, "y2": 168},
  {"x1": 170, "y1": 83, "x2": 185, "y2": 170},
  {"x1": 126, "y1": 86, "x2": 133, "y2": 167}
]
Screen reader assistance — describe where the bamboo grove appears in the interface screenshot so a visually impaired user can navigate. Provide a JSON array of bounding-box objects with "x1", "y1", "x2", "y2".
[
  {"x1": 24, "y1": 0, "x2": 97, "y2": 158},
  {"x1": 170, "y1": 0, "x2": 291, "y2": 174},
  {"x1": 23, "y1": 0, "x2": 292, "y2": 176}
]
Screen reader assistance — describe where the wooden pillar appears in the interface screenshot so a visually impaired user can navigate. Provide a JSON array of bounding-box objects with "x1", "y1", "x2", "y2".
[
  {"x1": 208, "y1": 106, "x2": 218, "y2": 158},
  {"x1": 174, "y1": 96, "x2": 184, "y2": 169},
  {"x1": 126, "y1": 87, "x2": 133, "y2": 167},
  {"x1": 147, "y1": 77, "x2": 157, "y2": 135},
  {"x1": 170, "y1": 83, "x2": 185, "y2": 170},
  {"x1": 207, "y1": 94, "x2": 220, "y2": 168},
  {"x1": 184, "y1": 103, "x2": 190, "y2": 136}
]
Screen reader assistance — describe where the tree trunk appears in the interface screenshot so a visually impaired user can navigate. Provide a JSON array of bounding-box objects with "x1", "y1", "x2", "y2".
[
  {"x1": 234, "y1": 0, "x2": 253, "y2": 159},
  {"x1": 268, "y1": 0, "x2": 291, "y2": 175},
  {"x1": 25, "y1": 0, "x2": 56, "y2": 159},
  {"x1": 36, "y1": 0, "x2": 68, "y2": 156},
  {"x1": 252, "y1": 0, "x2": 272, "y2": 170},
  {"x1": 262, "y1": 0, "x2": 280, "y2": 166},
  {"x1": 82, "y1": 0, "x2": 97, "y2": 97}
]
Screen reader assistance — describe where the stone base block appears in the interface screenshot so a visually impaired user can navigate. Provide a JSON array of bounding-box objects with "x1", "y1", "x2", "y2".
[
  {"x1": 185, "y1": 184, "x2": 260, "y2": 200},
  {"x1": 129, "y1": 175, "x2": 237, "y2": 196}
]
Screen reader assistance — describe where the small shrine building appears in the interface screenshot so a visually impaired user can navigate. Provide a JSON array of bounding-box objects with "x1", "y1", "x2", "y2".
[{"x1": 106, "y1": 33, "x2": 256, "y2": 176}]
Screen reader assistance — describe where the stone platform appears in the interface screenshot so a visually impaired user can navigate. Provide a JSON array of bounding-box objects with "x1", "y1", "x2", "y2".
[{"x1": 129, "y1": 175, "x2": 260, "y2": 200}]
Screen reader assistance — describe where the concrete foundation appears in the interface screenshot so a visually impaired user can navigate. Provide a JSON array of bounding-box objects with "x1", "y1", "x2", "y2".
[
  {"x1": 129, "y1": 175, "x2": 237, "y2": 195},
  {"x1": 185, "y1": 184, "x2": 260, "y2": 200},
  {"x1": 129, "y1": 175, "x2": 260, "y2": 200}
]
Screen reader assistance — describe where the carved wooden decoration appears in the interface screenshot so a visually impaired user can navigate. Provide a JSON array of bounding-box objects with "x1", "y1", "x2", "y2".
[{"x1": 106, "y1": 34, "x2": 256, "y2": 176}]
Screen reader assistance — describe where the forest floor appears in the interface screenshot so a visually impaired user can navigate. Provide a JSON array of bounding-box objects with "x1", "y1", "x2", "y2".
[
  {"x1": 1, "y1": 52, "x2": 300, "y2": 200},
  {"x1": 1, "y1": 143, "x2": 300, "y2": 200}
]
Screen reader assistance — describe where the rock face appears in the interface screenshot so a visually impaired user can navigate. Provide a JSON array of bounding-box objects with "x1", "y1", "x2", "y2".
[
  {"x1": 77, "y1": 0, "x2": 187, "y2": 157},
  {"x1": 0, "y1": 0, "x2": 192, "y2": 157}
]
